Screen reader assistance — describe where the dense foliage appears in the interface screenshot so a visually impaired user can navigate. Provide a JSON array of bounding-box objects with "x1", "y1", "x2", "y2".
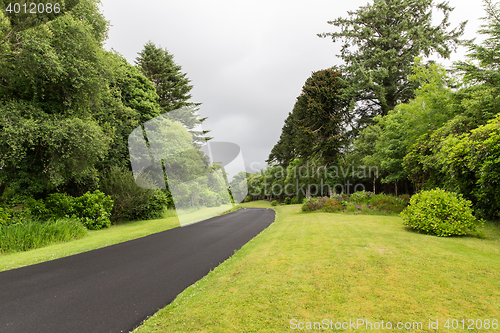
[
  {"x1": 319, "y1": 0, "x2": 465, "y2": 122},
  {"x1": 0, "y1": 0, "x2": 212, "y2": 237},
  {"x1": 400, "y1": 189, "x2": 480, "y2": 236},
  {"x1": 263, "y1": 0, "x2": 500, "y2": 224}
]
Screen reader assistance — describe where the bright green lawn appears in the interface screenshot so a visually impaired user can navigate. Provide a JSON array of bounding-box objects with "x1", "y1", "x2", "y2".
[{"x1": 133, "y1": 203, "x2": 500, "y2": 333}]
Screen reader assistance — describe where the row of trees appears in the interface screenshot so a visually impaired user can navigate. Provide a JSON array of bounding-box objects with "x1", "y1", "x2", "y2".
[
  {"x1": 0, "y1": 0, "x2": 212, "y2": 221},
  {"x1": 264, "y1": 0, "x2": 500, "y2": 219}
]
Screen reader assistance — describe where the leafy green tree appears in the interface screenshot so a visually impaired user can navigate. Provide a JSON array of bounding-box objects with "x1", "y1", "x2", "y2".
[
  {"x1": 0, "y1": 0, "x2": 112, "y2": 197},
  {"x1": 0, "y1": 100, "x2": 112, "y2": 197},
  {"x1": 0, "y1": 0, "x2": 109, "y2": 113},
  {"x1": 355, "y1": 60, "x2": 459, "y2": 194},
  {"x1": 439, "y1": 114, "x2": 500, "y2": 219},
  {"x1": 319, "y1": 0, "x2": 466, "y2": 123}
]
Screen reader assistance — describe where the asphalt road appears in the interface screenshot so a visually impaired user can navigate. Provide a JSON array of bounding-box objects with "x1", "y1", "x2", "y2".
[{"x1": 0, "y1": 208, "x2": 275, "y2": 333}]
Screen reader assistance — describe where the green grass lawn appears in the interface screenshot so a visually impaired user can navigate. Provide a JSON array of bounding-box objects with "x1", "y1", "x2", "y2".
[{"x1": 133, "y1": 202, "x2": 500, "y2": 333}]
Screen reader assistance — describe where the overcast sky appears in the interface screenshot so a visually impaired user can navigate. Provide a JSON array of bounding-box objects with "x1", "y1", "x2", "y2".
[{"x1": 100, "y1": 0, "x2": 486, "y2": 175}]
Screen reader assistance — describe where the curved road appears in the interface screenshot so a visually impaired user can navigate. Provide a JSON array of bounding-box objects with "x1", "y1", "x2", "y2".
[{"x1": 0, "y1": 208, "x2": 275, "y2": 333}]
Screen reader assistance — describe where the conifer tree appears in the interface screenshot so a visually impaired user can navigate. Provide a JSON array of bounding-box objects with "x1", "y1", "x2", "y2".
[
  {"x1": 319, "y1": 0, "x2": 466, "y2": 125},
  {"x1": 136, "y1": 42, "x2": 210, "y2": 143}
]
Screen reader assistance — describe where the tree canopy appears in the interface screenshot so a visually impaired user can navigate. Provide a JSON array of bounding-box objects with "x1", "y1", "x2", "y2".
[{"x1": 319, "y1": 0, "x2": 466, "y2": 124}]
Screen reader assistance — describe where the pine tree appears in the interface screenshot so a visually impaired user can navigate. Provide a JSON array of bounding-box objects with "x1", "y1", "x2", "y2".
[
  {"x1": 136, "y1": 42, "x2": 210, "y2": 143},
  {"x1": 268, "y1": 68, "x2": 352, "y2": 166}
]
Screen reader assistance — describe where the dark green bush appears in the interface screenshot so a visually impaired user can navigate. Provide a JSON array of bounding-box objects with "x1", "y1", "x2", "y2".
[
  {"x1": 134, "y1": 190, "x2": 169, "y2": 220},
  {"x1": 398, "y1": 194, "x2": 411, "y2": 205},
  {"x1": 291, "y1": 196, "x2": 299, "y2": 204},
  {"x1": 0, "y1": 218, "x2": 87, "y2": 253},
  {"x1": 44, "y1": 192, "x2": 74, "y2": 219},
  {"x1": 284, "y1": 197, "x2": 291, "y2": 205},
  {"x1": 72, "y1": 190, "x2": 113, "y2": 230},
  {"x1": 400, "y1": 189, "x2": 481, "y2": 237},
  {"x1": 322, "y1": 199, "x2": 342, "y2": 212},
  {"x1": 332, "y1": 193, "x2": 349, "y2": 202},
  {"x1": 271, "y1": 200, "x2": 278, "y2": 206},
  {"x1": 99, "y1": 166, "x2": 167, "y2": 222},
  {"x1": 244, "y1": 195, "x2": 252, "y2": 203},
  {"x1": 349, "y1": 191, "x2": 374, "y2": 204}
]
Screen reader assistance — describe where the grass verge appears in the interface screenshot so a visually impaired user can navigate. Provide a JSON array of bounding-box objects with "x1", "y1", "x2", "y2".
[
  {"x1": 0, "y1": 209, "x2": 180, "y2": 272},
  {"x1": 133, "y1": 204, "x2": 500, "y2": 333}
]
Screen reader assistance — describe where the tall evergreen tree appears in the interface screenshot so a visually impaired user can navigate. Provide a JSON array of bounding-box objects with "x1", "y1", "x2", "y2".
[
  {"x1": 268, "y1": 68, "x2": 352, "y2": 167},
  {"x1": 319, "y1": 0, "x2": 466, "y2": 125},
  {"x1": 456, "y1": 0, "x2": 500, "y2": 86},
  {"x1": 135, "y1": 42, "x2": 210, "y2": 143}
]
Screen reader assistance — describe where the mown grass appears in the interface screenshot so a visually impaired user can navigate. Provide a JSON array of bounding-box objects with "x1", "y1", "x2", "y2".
[{"x1": 133, "y1": 203, "x2": 500, "y2": 333}]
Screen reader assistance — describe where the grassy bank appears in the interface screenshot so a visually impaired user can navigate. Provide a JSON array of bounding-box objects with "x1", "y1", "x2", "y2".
[
  {"x1": 0, "y1": 210, "x2": 180, "y2": 272},
  {"x1": 134, "y1": 203, "x2": 500, "y2": 332}
]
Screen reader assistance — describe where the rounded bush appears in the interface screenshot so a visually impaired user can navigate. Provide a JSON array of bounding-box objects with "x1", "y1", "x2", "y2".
[
  {"x1": 271, "y1": 200, "x2": 278, "y2": 206},
  {"x1": 322, "y1": 199, "x2": 342, "y2": 212},
  {"x1": 400, "y1": 189, "x2": 480, "y2": 237},
  {"x1": 284, "y1": 197, "x2": 291, "y2": 205},
  {"x1": 72, "y1": 190, "x2": 113, "y2": 230}
]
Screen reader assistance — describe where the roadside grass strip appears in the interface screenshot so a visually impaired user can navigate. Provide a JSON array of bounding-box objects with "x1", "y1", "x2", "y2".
[
  {"x1": 134, "y1": 204, "x2": 500, "y2": 333},
  {"x1": 0, "y1": 210, "x2": 180, "y2": 272}
]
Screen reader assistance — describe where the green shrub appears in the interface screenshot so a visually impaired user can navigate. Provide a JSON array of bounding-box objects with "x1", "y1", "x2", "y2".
[
  {"x1": 322, "y1": 199, "x2": 342, "y2": 212},
  {"x1": 369, "y1": 194, "x2": 407, "y2": 214},
  {"x1": 44, "y1": 193, "x2": 74, "y2": 219},
  {"x1": 0, "y1": 218, "x2": 87, "y2": 253},
  {"x1": 244, "y1": 195, "x2": 252, "y2": 203},
  {"x1": 349, "y1": 191, "x2": 374, "y2": 204},
  {"x1": 291, "y1": 196, "x2": 299, "y2": 204},
  {"x1": 346, "y1": 205, "x2": 357, "y2": 212},
  {"x1": 301, "y1": 197, "x2": 329, "y2": 212},
  {"x1": 284, "y1": 197, "x2": 291, "y2": 205},
  {"x1": 398, "y1": 194, "x2": 411, "y2": 205},
  {"x1": 333, "y1": 193, "x2": 349, "y2": 202},
  {"x1": 271, "y1": 200, "x2": 278, "y2": 206},
  {"x1": 72, "y1": 190, "x2": 113, "y2": 230},
  {"x1": 100, "y1": 166, "x2": 166, "y2": 223},
  {"x1": 400, "y1": 189, "x2": 481, "y2": 237},
  {"x1": 135, "y1": 190, "x2": 169, "y2": 220}
]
